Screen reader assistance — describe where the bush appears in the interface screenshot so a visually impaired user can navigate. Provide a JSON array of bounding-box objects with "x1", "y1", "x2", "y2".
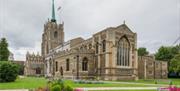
[
  {"x1": 0, "y1": 61, "x2": 19, "y2": 82},
  {"x1": 65, "y1": 85, "x2": 73, "y2": 91},
  {"x1": 169, "y1": 80, "x2": 173, "y2": 85},
  {"x1": 154, "y1": 80, "x2": 157, "y2": 84},
  {"x1": 49, "y1": 79, "x2": 73, "y2": 91},
  {"x1": 51, "y1": 85, "x2": 61, "y2": 91}
]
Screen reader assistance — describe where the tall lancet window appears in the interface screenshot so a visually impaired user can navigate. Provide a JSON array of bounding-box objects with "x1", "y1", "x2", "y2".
[
  {"x1": 82, "y1": 57, "x2": 88, "y2": 71},
  {"x1": 54, "y1": 31, "x2": 58, "y2": 38},
  {"x1": 102, "y1": 40, "x2": 106, "y2": 52},
  {"x1": 117, "y1": 36, "x2": 130, "y2": 66}
]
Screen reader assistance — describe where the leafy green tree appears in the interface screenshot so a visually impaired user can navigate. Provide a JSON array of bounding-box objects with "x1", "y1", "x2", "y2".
[
  {"x1": 138, "y1": 47, "x2": 149, "y2": 56},
  {"x1": 155, "y1": 45, "x2": 180, "y2": 72},
  {"x1": 169, "y1": 53, "x2": 180, "y2": 72},
  {"x1": 0, "y1": 61, "x2": 19, "y2": 82},
  {"x1": 0, "y1": 38, "x2": 10, "y2": 61},
  {"x1": 155, "y1": 46, "x2": 179, "y2": 61},
  {"x1": 155, "y1": 46, "x2": 173, "y2": 61},
  {"x1": 174, "y1": 44, "x2": 180, "y2": 53}
]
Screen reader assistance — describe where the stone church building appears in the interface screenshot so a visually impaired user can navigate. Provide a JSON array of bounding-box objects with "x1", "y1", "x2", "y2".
[
  {"x1": 24, "y1": 0, "x2": 168, "y2": 80},
  {"x1": 41, "y1": 0, "x2": 138, "y2": 81},
  {"x1": 24, "y1": 52, "x2": 44, "y2": 76},
  {"x1": 43, "y1": 22, "x2": 138, "y2": 80}
]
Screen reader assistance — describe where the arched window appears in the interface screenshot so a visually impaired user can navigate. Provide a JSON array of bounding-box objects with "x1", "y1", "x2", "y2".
[
  {"x1": 66, "y1": 59, "x2": 70, "y2": 71},
  {"x1": 96, "y1": 42, "x2": 99, "y2": 54},
  {"x1": 55, "y1": 61, "x2": 58, "y2": 71},
  {"x1": 80, "y1": 46, "x2": 83, "y2": 50},
  {"x1": 36, "y1": 67, "x2": 41, "y2": 74},
  {"x1": 82, "y1": 57, "x2": 88, "y2": 71},
  {"x1": 54, "y1": 31, "x2": 58, "y2": 38},
  {"x1": 84, "y1": 45, "x2": 87, "y2": 50},
  {"x1": 60, "y1": 66, "x2": 63, "y2": 76},
  {"x1": 89, "y1": 44, "x2": 92, "y2": 49},
  {"x1": 102, "y1": 40, "x2": 106, "y2": 52},
  {"x1": 46, "y1": 44, "x2": 49, "y2": 54},
  {"x1": 117, "y1": 36, "x2": 130, "y2": 66}
]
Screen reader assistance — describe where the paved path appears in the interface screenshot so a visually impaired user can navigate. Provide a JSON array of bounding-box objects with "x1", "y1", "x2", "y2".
[
  {"x1": 0, "y1": 89, "x2": 28, "y2": 91},
  {"x1": 104, "y1": 81, "x2": 180, "y2": 87},
  {"x1": 103, "y1": 81, "x2": 169, "y2": 86},
  {"x1": 76, "y1": 87, "x2": 158, "y2": 91}
]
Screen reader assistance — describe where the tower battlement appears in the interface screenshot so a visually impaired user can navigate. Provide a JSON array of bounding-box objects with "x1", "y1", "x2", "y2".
[{"x1": 41, "y1": 0, "x2": 64, "y2": 57}]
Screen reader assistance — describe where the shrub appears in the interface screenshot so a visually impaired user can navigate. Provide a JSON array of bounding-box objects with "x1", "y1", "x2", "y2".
[
  {"x1": 0, "y1": 61, "x2": 19, "y2": 82},
  {"x1": 49, "y1": 79, "x2": 73, "y2": 91},
  {"x1": 169, "y1": 80, "x2": 173, "y2": 85},
  {"x1": 65, "y1": 85, "x2": 73, "y2": 91},
  {"x1": 51, "y1": 85, "x2": 61, "y2": 91},
  {"x1": 154, "y1": 80, "x2": 157, "y2": 84}
]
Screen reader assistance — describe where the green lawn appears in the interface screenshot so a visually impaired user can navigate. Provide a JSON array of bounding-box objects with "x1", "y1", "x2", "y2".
[
  {"x1": 64, "y1": 80, "x2": 152, "y2": 88},
  {"x1": 0, "y1": 77, "x2": 152, "y2": 89},
  {"x1": 0, "y1": 77, "x2": 47, "y2": 89},
  {"x1": 0, "y1": 77, "x2": 180, "y2": 90}
]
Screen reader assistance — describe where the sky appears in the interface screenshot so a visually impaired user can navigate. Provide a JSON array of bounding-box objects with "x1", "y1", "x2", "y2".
[{"x1": 0, "y1": 0, "x2": 180, "y2": 61}]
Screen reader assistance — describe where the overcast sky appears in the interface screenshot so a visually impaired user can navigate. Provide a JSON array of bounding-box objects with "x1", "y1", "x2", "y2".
[{"x1": 0, "y1": 0, "x2": 180, "y2": 61}]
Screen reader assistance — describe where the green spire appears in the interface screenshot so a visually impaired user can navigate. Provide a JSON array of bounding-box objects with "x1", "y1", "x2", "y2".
[{"x1": 51, "y1": 0, "x2": 56, "y2": 22}]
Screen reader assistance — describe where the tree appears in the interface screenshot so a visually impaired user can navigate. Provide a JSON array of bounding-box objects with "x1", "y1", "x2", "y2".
[
  {"x1": 155, "y1": 46, "x2": 173, "y2": 61},
  {"x1": 0, "y1": 61, "x2": 19, "y2": 82},
  {"x1": 174, "y1": 44, "x2": 180, "y2": 53},
  {"x1": 0, "y1": 38, "x2": 10, "y2": 61},
  {"x1": 155, "y1": 46, "x2": 179, "y2": 61},
  {"x1": 138, "y1": 47, "x2": 149, "y2": 56},
  {"x1": 169, "y1": 53, "x2": 180, "y2": 73}
]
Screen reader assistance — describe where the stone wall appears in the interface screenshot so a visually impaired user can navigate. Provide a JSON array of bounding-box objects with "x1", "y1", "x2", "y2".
[
  {"x1": 138, "y1": 56, "x2": 168, "y2": 79},
  {"x1": 24, "y1": 52, "x2": 44, "y2": 76}
]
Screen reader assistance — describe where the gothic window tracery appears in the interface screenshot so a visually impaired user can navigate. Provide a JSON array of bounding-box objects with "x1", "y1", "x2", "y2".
[
  {"x1": 96, "y1": 42, "x2": 99, "y2": 54},
  {"x1": 54, "y1": 31, "x2": 58, "y2": 38},
  {"x1": 102, "y1": 40, "x2": 106, "y2": 52},
  {"x1": 55, "y1": 61, "x2": 58, "y2": 71},
  {"x1": 89, "y1": 44, "x2": 92, "y2": 49},
  {"x1": 117, "y1": 36, "x2": 130, "y2": 67},
  {"x1": 82, "y1": 57, "x2": 88, "y2": 71},
  {"x1": 66, "y1": 59, "x2": 70, "y2": 71}
]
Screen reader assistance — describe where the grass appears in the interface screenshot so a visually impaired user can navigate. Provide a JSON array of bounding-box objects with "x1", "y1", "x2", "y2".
[
  {"x1": 0, "y1": 77, "x2": 151, "y2": 89},
  {"x1": 0, "y1": 77, "x2": 180, "y2": 90},
  {"x1": 64, "y1": 80, "x2": 153, "y2": 88},
  {"x1": 0, "y1": 77, "x2": 47, "y2": 89}
]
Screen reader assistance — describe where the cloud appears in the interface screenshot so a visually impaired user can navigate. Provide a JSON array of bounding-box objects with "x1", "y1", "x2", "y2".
[{"x1": 0, "y1": 0, "x2": 179, "y2": 60}]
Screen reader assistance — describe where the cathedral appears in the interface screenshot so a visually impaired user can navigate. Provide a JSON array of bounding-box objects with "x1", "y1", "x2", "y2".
[
  {"x1": 24, "y1": 0, "x2": 168, "y2": 80},
  {"x1": 41, "y1": 0, "x2": 138, "y2": 80}
]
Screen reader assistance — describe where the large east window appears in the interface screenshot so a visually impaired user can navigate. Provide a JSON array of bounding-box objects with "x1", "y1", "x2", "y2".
[{"x1": 117, "y1": 36, "x2": 130, "y2": 66}]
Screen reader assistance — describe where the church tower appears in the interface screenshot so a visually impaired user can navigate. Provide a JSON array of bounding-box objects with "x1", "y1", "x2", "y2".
[{"x1": 41, "y1": 0, "x2": 64, "y2": 57}]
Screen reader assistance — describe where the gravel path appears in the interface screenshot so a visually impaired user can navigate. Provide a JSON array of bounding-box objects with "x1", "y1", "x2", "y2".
[
  {"x1": 0, "y1": 89, "x2": 28, "y2": 91},
  {"x1": 76, "y1": 87, "x2": 159, "y2": 90}
]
